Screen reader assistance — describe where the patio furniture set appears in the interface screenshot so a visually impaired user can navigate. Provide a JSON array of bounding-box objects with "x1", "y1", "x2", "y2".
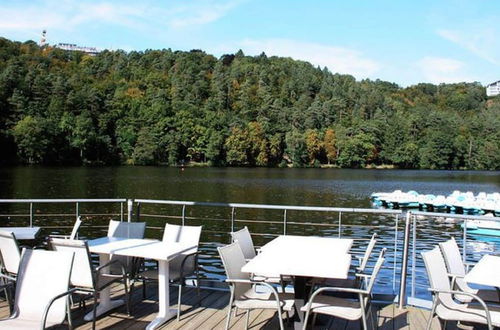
[{"x1": 0, "y1": 220, "x2": 498, "y2": 330}]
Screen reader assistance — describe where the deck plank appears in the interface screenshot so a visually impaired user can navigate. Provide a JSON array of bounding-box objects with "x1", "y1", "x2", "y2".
[{"x1": 0, "y1": 284, "x2": 473, "y2": 330}]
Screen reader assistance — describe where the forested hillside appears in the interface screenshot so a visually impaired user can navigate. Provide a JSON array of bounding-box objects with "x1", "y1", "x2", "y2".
[{"x1": 0, "y1": 37, "x2": 498, "y2": 169}]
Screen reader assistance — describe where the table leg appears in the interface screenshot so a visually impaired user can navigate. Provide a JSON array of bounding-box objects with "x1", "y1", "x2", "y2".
[
  {"x1": 293, "y1": 276, "x2": 309, "y2": 330},
  {"x1": 84, "y1": 253, "x2": 124, "y2": 321},
  {"x1": 146, "y1": 259, "x2": 177, "y2": 330}
]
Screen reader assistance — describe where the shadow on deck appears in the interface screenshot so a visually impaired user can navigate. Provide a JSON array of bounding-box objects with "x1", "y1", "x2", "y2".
[{"x1": 0, "y1": 283, "x2": 489, "y2": 329}]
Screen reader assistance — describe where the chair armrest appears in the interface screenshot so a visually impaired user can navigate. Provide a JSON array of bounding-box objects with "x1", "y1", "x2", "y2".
[
  {"x1": 428, "y1": 288, "x2": 492, "y2": 326},
  {"x1": 95, "y1": 259, "x2": 127, "y2": 286},
  {"x1": 355, "y1": 273, "x2": 372, "y2": 279},
  {"x1": 464, "y1": 262, "x2": 475, "y2": 272},
  {"x1": 446, "y1": 273, "x2": 465, "y2": 289},
  {"x1": 226, "y1": 279, "x2": 288, "y2": 311},
  {"x1": 48, "y1": 234, "x2": 71, "y2": 239},
  {"x1": 0, "y1": 273, "x2": 16, "y2": 282},
  {"x1": 41, "y1": 288, "x2": 77, "y2": 329}
]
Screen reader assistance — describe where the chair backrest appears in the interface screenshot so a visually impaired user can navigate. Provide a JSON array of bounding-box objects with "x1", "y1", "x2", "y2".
[
  {"x1": 365, "y1": 247, "x2": 386, "y2": 293},
  {"x1": 0, "y1": 230, "x2": 21, "y2": 275},
  {"x1": 14, "y1": 249, "x2": 74, "y2": 325},
  {"x1": 107, "y1": 220, "x2": 146, "y2": 274},
  {"x1": 107, "y1": 220, "x2": 146, "y2": 239},
  {"x1": 438, "y1": 237, "x2": 465, "y2": 276},
  {"x1": 218, "y1": 242, "x2": 252, "y2": 298},
  {"x1": 359, "y1": 233, "x2": 377, "y2": 272},
  {"x1": 69, "y1": 216, "x2": 83, "y2": 240},
  {"x1": 230, "y1": 227, "x2": 256, "y2": 260},
  {"x1": 162, "y1": 223, "x2": 202, "y2": 246},
  {"x1": 421, "y1": 247, "x2": 455, "y2": 307},
  {"x1": 49, "y1": 238, "x2": 94, "y2": 289}
]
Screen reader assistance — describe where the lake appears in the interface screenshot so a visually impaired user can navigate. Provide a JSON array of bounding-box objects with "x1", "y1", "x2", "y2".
[{"x1": 0, "y1": 166, "x2": 499, "y2": 301}]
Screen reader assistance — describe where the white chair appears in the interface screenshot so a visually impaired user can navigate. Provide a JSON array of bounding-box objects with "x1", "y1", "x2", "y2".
[
  {"x1": 49, "y1": 238, "x2": 130, "y2": 330},
  {"x1": 302, "y1": 248, "x2": 386, "y2": 330},
  {"x1": 231, "y1": 227, "x2": 289, "y2": 290},
  {"x1": 0, "y1": 248, "x2": 75, "y2": 329},
  {"x1": 422, "y1": 246, "x2": 500, "y2": 330},
  {"x1": 107, "y1": 220, "x2": 146, "y2": 276},
  {"x1": 49, "y1": 216, "x2": 83, "y2": 240},
  {"x1": 0, "y1": 230, "x2": 21, "y2": 279},
  {"x1": 136, "y1": 223, "x2": 202, "y2": 321},
  {"x1": 439, "y1": 237, "x2": 499, "y2": 303},
  {"x1": 315, "y1": 233, "x2": 377, "y2": 289},
  {"x1": 230, "y1": 227, "x2": 256, "y2": 260},
  {"x1": 218, "y1": 242, "x2": 295, "y2": 330}
]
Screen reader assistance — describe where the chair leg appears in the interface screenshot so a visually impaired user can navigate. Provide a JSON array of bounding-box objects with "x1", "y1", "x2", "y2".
[
  {"x1": 361, "y1": 306, "x2": 369, "y2": 330},
  {"x1": 177, "y1": 284, "x2": 183, "y2": 321},
  {"x1": 92, "y1": 291, "x2": 98, "y2": 330},
  {"x1": 196, "y1": 270, "x2": 201, "y2": 304},
  {"x1": 142, "y1": 279, "x2": 146, "y2": 299},
  {"x1": 277, "y1": 308, "x2": 285, "y2": 330},
  {"x1": 426, "y1": 299, "x2": 438, "y2": 330},
  {"x1": 123, "y1": 279, "x2": 130, "y2": 316},
  {"x1": 312, "y1": 312, "x2": 318, "y2": 327},
  {"x1": 302, "y1": 310, "x2": 312, "y2": 330},
  {"x1": 245, "y1": 309, "x2": 250, "y2": 330},
  {"x1": 225, "y1": 291, "x2": 234, "y2": 330}
]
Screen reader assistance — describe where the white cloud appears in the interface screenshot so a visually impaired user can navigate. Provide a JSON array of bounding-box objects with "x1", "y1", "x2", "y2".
[
  {"x1": 213, "y1": 38, "x2": 380, "y2": 79},
  {"x1": 169, "y1": 1, "x2": 243, "y2": 29},
  {"x1": 416, "y1": 56, "x2": 473, "y2": 84},
  {"x1": 0, "y1": 0, "x2": 240, "y2": 34},
  {"x1": 437, "y1": 28, "x2": 499, "y2": 65}
]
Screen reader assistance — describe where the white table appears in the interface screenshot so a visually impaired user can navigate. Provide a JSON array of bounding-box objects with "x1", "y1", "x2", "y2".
[
  {"x1": 464, "y1": 254, "x2": 500, "y2": 288},
  {"x1": 242, "y1": 235, "x2": 353, "y2": 329},
  {"x1": 0, "y1": 226, "x2": 41, "y2": 240},
  {"x1": 87, "y1": 237, "x2": 196, "y2": 330}
]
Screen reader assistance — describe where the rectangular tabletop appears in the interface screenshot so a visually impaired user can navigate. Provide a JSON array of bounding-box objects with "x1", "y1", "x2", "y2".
[
  {"x1": 88, "y1": 237, "x2": 196, "y2": 261},
  {"x1": 0, "y1": 226, "x2": 41, "y2": 240},
  {"x1": 242, "y1": 235, "x2": 353, "y2": 279},
  {"x1": 464, "y1": 254, "x2": 500, "y2": 288}
]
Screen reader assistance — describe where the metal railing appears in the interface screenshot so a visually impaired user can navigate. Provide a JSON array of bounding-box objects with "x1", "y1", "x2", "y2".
[
  {"x1": 400, "y1": 211, "x2": 500, "y2": 308},
  {"x1": 1, "y1": 197, "x2": 498, "y2": 309},
  {"x1": 0, "y1": 199, "x2": 128, "y2": 227},
  {"x1": 133, "y1": 199, "x2": 403, "y2": 299}
]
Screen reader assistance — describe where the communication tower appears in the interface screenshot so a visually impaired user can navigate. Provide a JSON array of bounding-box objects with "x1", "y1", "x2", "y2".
[{"x1": 40, "y1": 29, "x2": 47, "y2": 47}]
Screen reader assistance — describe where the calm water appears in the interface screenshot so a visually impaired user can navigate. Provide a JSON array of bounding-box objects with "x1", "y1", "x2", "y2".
[{"x1": 0, "y1": 166, "x2": 499, "y2": 300}]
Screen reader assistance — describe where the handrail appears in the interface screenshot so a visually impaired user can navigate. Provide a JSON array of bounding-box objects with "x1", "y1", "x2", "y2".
[
  {"x1": 411, "y1": 211, "x2": 500, "y2": 221},
  {"x1": 0, "y1": 199, "x2": 127, "y2": 203},
  {"x1": 134, "y1": 199, "x2": 403, "y2": 214}
]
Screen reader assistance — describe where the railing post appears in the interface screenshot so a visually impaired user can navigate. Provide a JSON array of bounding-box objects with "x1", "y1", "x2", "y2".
[
  {"x1": 29, "y1": 202, "x2": 33, "y2": 227},
  {"x1": 398, "y1": 211, "x2": 412, "y2": 309},
  {"x1": 411, "y1": 213, "x2": 417, "y2": 299},
  {"x1": 283, "y1": 209, "x2": 287, "y2": 235},
  {"x1": 393, "y1": 214, "x2": 399, "y2": 293},
  {"x1": 230, "y1": 207, "x2": 235, "y2": 234},
  {"x1": 120, "y1": 202, "x2": 124, "y2": 221},
  {"x1": 127, "y1": 199, "x2": 133, "y2": 222},
  {"x1": 76, "y1": 202, "x2": 80, "y2": 220},
  {"x1": 182, "y1": 205, "x2": 186, "y2": 226},
  {"x1": 136, "y1": 202, "x2": 141, "y2": 222},
  {"x1": 462, "y1": 219, "x2": 468, "y2": 263},
  {"x1": 338, "y1": 211, "x2": 342, "y2": 238}
]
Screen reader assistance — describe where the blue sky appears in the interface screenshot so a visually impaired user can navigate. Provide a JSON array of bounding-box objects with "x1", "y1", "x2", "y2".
[{"x1": 0, "y1": 0, "x2": 498, "y2": 86}]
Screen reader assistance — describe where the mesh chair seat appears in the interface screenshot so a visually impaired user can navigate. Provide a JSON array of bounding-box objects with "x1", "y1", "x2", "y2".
[
  {"x1": 0, "y1": 318, "x2": 61, "y2": 329},
  {"x1": 439, "y1": 238, "x2": 500, "y2": 304},
  {"x1": 300, "y1": 295, "x2": 363, "y2": 320},
  {"x1": 235, "y1": 290, "x2": 294, "y2": 311},
  {"x1": 436, "y1": 302, "x2": 500, "y2": 327}
]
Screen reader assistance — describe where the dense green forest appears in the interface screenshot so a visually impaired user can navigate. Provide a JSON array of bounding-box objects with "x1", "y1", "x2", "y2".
[{"x1": 0, "y1": 37, "x2": 499, "y2": 169}]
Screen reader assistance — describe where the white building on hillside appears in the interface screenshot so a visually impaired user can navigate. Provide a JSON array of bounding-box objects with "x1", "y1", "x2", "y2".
[{"x1": 486, "y1": 80, "x2": 500, "y2": 97}]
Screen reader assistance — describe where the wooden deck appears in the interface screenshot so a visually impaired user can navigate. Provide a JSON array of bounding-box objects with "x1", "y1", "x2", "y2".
[{"x1": 0, "y1": 283, "x2": 489, "y2": 329}]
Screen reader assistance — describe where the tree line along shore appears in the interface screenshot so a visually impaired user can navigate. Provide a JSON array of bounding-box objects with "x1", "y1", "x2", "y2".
[{"x1": 0, "y1": 37, "x2": 498, "y2": 169}]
